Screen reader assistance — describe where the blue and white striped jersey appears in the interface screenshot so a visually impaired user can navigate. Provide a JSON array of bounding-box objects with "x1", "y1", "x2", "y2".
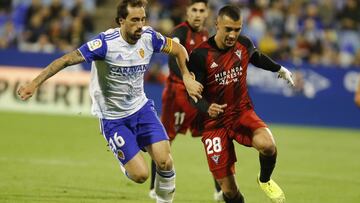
[{"x1": 78, "y1": 26, "x2": 171, "y2": 119}]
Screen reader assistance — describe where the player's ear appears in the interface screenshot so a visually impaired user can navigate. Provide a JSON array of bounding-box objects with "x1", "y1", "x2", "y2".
[
  {"x1": 115, "y1": 17, "x2": 120, "y2": 25},
  {"x1": 118, "y1": 17, "x2": 125, "y2": 26}
]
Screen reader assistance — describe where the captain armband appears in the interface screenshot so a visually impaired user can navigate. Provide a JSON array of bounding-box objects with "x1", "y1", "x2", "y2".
[{"x1": 161, "y1": 37, "x2": 173, "y2": 54}]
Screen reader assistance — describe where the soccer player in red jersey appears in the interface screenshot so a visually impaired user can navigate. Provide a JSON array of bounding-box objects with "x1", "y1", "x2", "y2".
[
  {"x1": 187, "y1": 5, "x2": 294, "y2": 203},
  {"x1": 161, "y1": 0, "x2": 209, "y2": 140},
  {"x1": 149, "y1": 0, "x2": 226, "y2": 200}
]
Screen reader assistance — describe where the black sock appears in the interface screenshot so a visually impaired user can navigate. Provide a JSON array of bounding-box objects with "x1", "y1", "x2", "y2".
[
  {"x1": 214, "y1": 178, "x2": 221, "y2": 192},
  {"x1": 150, "y1": 160, "x2": 156, "y2": 190},
  {"x1": 259, "y1": 148, "x2": 277, "y2": 183},
  {"x1": 223, "y1": 191, "x2": 245, "y2": 203}
]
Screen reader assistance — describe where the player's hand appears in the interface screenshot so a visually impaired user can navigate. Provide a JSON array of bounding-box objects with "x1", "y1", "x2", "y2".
[
  {"x1": 183, "y1": 72, "x2": 203, "y2": 103},
  {"x1": 17, "y1": 83, "x2": 37, "y2": 101},
  {"x1": 278, "y1": 66, "x2": 295, "y2": 87},
  {"x1": 208, "y1": 103, "x2": 227, "y2": 118}
]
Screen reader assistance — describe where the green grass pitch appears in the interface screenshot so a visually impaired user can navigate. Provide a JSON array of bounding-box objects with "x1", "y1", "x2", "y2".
[{"x1": 0, "y1": 111, "x2": 359, "y2": 203}]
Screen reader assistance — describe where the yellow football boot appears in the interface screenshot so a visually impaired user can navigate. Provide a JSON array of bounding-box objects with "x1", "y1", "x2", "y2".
[{"x1": 257, "y1": 175, "x2": 285, "y2": 203}]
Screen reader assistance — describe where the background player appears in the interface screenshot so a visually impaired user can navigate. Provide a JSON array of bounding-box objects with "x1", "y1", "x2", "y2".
[
  {"x1": 17, "y1": 0, "x2": 203, "y2": 202},
  {"x1": 187, "y1": 5, "x2": 294, "y2": 203},
  {"x1": 148, "y1": 0, "x2": 222, "y2": 201}
]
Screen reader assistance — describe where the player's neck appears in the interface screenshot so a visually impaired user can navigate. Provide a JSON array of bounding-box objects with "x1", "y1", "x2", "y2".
[{"x1": 214, "y1": 34, "x2": 226, "y2": 50}]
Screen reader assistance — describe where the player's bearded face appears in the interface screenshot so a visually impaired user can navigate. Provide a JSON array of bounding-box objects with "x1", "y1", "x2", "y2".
[
  {"x1": 216, "y1": 15, "x2": 242, "y2": 48},
  {"x1": 187, "y1": 2, "x2": 208, "y2": 31},
  {"x1": 120, "y1": 6, "x2": 146, "y2": 43}
]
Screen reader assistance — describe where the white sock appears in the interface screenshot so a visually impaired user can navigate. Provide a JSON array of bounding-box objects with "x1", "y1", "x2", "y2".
[{"x1": 155, "y1": 169, "x2": 176, "y2": 203}]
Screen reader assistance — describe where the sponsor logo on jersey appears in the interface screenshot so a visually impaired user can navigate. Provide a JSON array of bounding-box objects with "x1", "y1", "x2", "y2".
[
  {"x1": 109, "y1": 64, "x2": 149, "y2": 76},
  {"x1": 210, "y1": 62, "x2": 218, "y2": 69},
  {"x1": 211, "y1": 154, "x2": 220, "y2": 164},
  {"x1": 235, "y1": 49, "x2": 242, "y2": 60},
  {"x1": 215, "y1": 66, "x2": 243, "y2": 85},
  {"x1": 139, "y1": 48, "x2": 145, "y2": 58},
  {"x1": 87, "y1": 39, "x2": 102, "y2": 51}
]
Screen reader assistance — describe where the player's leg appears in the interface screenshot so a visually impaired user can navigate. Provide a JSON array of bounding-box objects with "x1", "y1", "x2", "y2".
[
  {"x1": 100, "y1": 118, "x2": 149, "y2": 183},
  {"x1": 138, "y1": 100, "x2": 176, "y2": 203},
  {"x1": 252, "y1": 127, "x2": 277, "y2": 182},
  {"x1": 149, "y1": 140, "x2": 174, "y2": 200},
  {"x1": 146, "y1": 140, "x2": 175, "y2": 203},
  {"x1": 148, "y1": 86, "x2": 177, "y2": 199},
  {"x1": 232, "y1": 110, "x2": 285, "y2": 203},
  {"x1": 216, "y1": 175, "x2": 244, "y2": 203},
  {"x1": 202, "y1": 129, "x2": 243, "y2": 202},
  {"x1": 252, "y1": 127, "x2": 285, "y2": 203}
]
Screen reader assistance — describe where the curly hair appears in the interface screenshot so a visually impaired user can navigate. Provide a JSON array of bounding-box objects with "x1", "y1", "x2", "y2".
[{"x1": 115, "y1": 0, "x2": 148, "y2": 25}]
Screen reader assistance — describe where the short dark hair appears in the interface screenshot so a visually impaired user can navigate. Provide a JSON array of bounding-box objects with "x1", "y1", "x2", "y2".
[
  {"x1": 189, "y1": 0, "x2": 208, "y2": 6},
  {"x1": 218, "y1": 5, "x2": 241, "y2": 21},
  {"x1": 115, "y1": 0, "x2": 147, "y2": 25}
]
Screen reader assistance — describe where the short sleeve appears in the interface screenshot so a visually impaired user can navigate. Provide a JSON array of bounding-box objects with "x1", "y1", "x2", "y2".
[
  {"x1": 143, "y1": 27, "x2": 168, "y2": 53},
  {"x1": 78, "y1": 33, "x2": 107, "y2": 63}
]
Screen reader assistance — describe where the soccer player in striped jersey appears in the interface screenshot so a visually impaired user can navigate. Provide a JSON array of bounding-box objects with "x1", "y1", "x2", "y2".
[
  {"x1": 187, "y1": 5, "x2": 294, "y2": 203},
  {"x1": 17, "y1": 1, "x2": 203, "y2": 202}
]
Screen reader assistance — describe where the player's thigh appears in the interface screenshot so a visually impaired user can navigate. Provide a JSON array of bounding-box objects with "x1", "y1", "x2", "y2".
[
  {"x1": 138, "y1": 100, "x2": 169, "y2": 146},
  {"x1": 145, "y1": 140, "x2": 173, "y2": 170},
  {"x1": 100, "y1": 119, "x2": 143, "y2": 168},
  {"x1": 202, "y1": 129, "x2": 237, "y2": 179},
  {"x1": 232, "y1": 110, "x2": 268, "y2": 147},
  {"x1": 137, "y1": 100, "x2": 172, "y2": 169}
]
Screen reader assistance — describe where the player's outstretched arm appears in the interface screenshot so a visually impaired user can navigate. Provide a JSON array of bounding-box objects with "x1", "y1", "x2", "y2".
[
  {"x1": 250, "y1": 50, "x2": 294, "y2": 87},
  {"x1": 169, "y1": 40, "x2": 203, "y2": 102},
  {"x1": 17, "y1": 50, "x2": 85, "y2": 100}
]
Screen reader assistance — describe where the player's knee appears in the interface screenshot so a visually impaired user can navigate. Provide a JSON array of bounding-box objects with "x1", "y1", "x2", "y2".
[
  {"x1": 127, "y1": 167, "x2": 149, "y2": 183},
  {"x1": 130, "y1": 170, "x2": 149, "y2": 183},
  {"x1": 261, "y1": 144, "x2": 276, "y2": 156},
  {"x1": 253, "y1": 131, "x2": 276, "y2": 155},
  {"x1": 156, "y1": 155, "x2": 173, "y2": 171}
]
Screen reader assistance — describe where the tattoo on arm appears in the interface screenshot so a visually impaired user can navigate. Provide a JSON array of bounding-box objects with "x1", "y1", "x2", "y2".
[{"x1": 33, "y1": 50, "x2": 85, "y2": 87}]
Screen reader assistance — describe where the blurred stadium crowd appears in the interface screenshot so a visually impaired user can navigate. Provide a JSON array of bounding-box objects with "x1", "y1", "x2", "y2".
[{"x1": 1, "y1": 0, "x2": 360, "y2": 79}]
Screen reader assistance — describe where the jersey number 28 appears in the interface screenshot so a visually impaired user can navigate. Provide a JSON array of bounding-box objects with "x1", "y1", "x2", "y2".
[{"x1": 205, "y1": 137, "x2": 222, "y2": 154}]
